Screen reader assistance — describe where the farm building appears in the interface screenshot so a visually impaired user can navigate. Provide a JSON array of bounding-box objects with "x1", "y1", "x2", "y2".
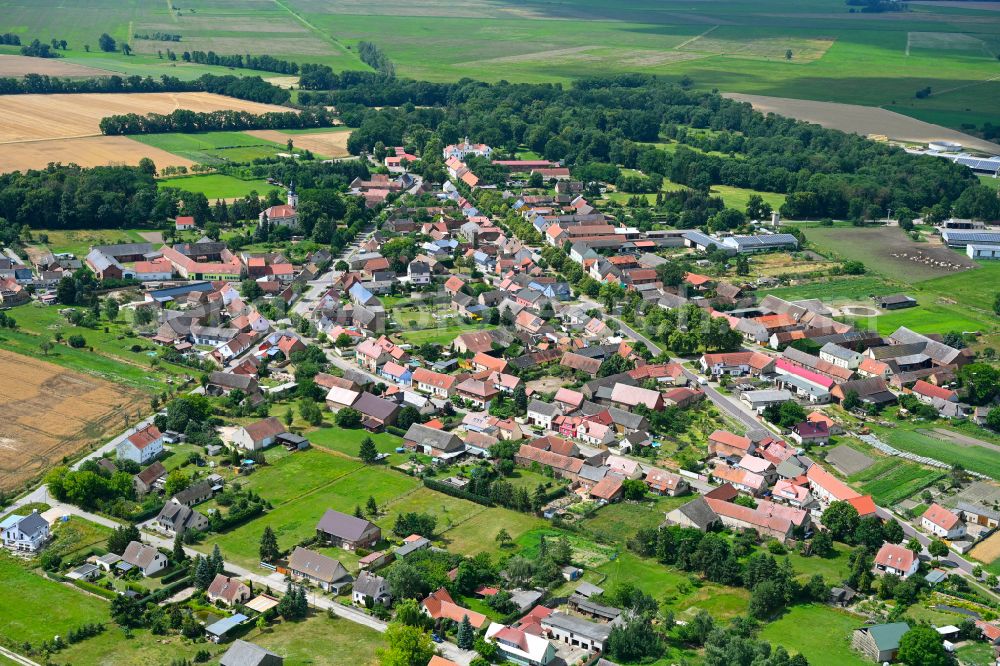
[{"x1": 852, "y1": 622, "x2": 909, "y2": 663}]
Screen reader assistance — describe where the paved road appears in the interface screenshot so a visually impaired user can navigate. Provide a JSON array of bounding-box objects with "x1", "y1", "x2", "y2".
[{"x1": 581, "y1": 297, "x2": 763, "y2": 432}]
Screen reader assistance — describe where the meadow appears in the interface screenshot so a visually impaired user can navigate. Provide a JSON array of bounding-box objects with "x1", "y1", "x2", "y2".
[
  {"x1": 880, "y1": 425, "x2": 1000, "y2": 480},
  {"x1": 158, "y1": 173, "x2": 277, "y2": 199},
  {"x1": 759, "y1": 604, "x2": 869, "y2": 666},
  {"x1": 135, "y1": 131, "x2": 290, "y2": 165}
]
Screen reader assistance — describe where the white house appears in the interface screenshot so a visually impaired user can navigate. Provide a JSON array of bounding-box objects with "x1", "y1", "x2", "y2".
[
  {"x1": 443, "y1": 138, "x2": 492, "y2": 160},
  {"x1": 485, "y1": 623, "x2": 557, "y2": 666},
  {"x1": 230, "y1": 417, "x2": 287, "y2": 451},
  {"x1": 352, "y1": 570, "x2": 391, "y2": 606},
  {"x1": 121, "y1": 541, "x2": 168, "y2": 577},
  {"x1": 921, "y1": 503, "x2": 967, "y2": 540},
  {"x1": 527, "y1": 399, "x2": 562, "y2": 431},
  {"x1": 873, "y1": 543, "x2": 918, "y2": 579},
  {"x1": 116, "y1": 424, "x2": 164, "y2": 465},
  {"x1": 0, "y1": 511, "x2": 49, "y2": 553}
]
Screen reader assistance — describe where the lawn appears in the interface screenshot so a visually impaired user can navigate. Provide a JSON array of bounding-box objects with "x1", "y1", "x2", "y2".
[
  {"x1": 134, "y1": 131, "x2": 289, "y2": 165},
  {"x1": 441, "y1": 507, "x2": 547, "y2": 557},
  {"x1": 759, "y1": 276, "x2": 901, "y2": 303},
  {"x1": 956, "y1": 641, "x2": 997, "y2": 666},
  {"x1": 0, "y1": 556, "x2": 108, "y2": 648},
  {"x1": 309, "y1": 427, "x2": 406, "y2": 463},
  {"x1": 760, "y1": 604, "x2": 869, "y2": 666},
  {"x1": 158, "y1": 173, "x2": 277, "y2": 199},
  {"x1": 709, "y1": 185, "x2": 786, "y2": 212},
  {"x1": 881, "y1": 426, "x2": 1000, "y2": 480},
  {"x1": 396, "y1": 324, "x2": 494, "y2": 346},
  {"x1": 854, "y1": 302, "x2": 991, "y2": 337},
  {"x1": 245, "y1": 612, "x2": 384, "y2": 666},
  {"x1": 518, "y1": 528, "x2": 617, "y2": 569},
  {"x1": 785, "y1": 542, "x2": 853, "y2": 585},
  {"x1": 579, "y1": 496, "x2": 690, "y2": 544}
]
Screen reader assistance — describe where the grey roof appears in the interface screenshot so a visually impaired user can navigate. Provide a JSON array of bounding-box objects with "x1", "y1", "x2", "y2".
[
  {"x1": 575, "y1": 581, "x2": 604, "y2": 598},
  {"x1": 957, "y1": 502, "x2": 1000, "y2": 522},
  {"x1": 527, "y1": 399, "x2": 562, "y2": 417},
  {"x1": 220, "y1": 639, "x2": 283, "y2": 666},
  {"x1": 674, "y1": 497, "x2": 719, "y2": 530},
  {"x1": 820, "y1": 343, "x2": 860, "y2": 362},
  {"x1": 394, "y1": 536, "x2": 430, "y2": 557},
  {"x1": 874, "y1": 294, "x2": 916, "y2": 306},
  {"x1": 889, "y1": 326, "x2": 964, "y2": 365},
  {"x1": 403, "y1": 423, "x2": 464, "y2": 453},
  {"x1": 205, "y1": 613, "x2": 249, "y2": 638},
  {"x1": 122, "y1": 541, "x2": 160, "y2": 568},
  {"x1": 578, "y1": 465, "x2": 609, "y2": 483},
  {"x1": 172, "y1": 479, "x2": 214, "y2": 506},
  {"x1": 93, "y1": 242, "x2": 153, "y2": 257},
  {"x1": 9, "y1": 512, "x2": 48, "y2": 535},
  {"x1": 156, "y1": 501, "x2": 205, "y2": 532},
  {"x1": 776, "y1": 458, "x2": 807, "y2": 479},
  {"x1": 353, "y1": 570, "x2": 388, "y2": 598},
  {"x1": 316, "y1": 509, "x2": 377, "y2": 542},
  {"x1": 287, "y1": 546, "x2": 350, "y2": 584},
  {"x1": 741, "y1": 389, "x2": 793, "y2": 403},
  {"x1": 543, "y1": 611, "x2": 613, "y2": 642},
  {"x1": 209, "y1": 371, "x2": 258, "y2": 391},
  {"x1": 570, "y1": 593, "x2": 621, "y2": 620}
]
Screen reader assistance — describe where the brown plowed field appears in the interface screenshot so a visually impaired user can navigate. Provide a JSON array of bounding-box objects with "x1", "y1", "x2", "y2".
[
  {"x1": 0, "y1": 350, "x2": 144, "y2": 492},
  {"x1": 0, "y1": 135, "x2": 195, "y2": 173},
  {"x1": 0, "y1": 54, "x2": 115, "y2": 78},
  {"x1": 245, "y1": 129, "x2": 351, "y2": 158}
]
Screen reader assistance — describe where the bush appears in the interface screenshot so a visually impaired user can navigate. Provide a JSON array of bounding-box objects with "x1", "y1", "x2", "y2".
[{"x1": 68, "y1": 334, "x2": 86, "y2": 348}]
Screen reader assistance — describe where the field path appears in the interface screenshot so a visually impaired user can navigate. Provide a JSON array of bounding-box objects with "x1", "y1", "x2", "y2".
[
  {"x1": 270, "y1": 0, "x2": 353, "y2": 58},
  {"x1": 675, "y1": 25, "x2": 719, "y2": 51},
  {"x1": 723, "y1": 92, "x2": 1000, "y2": 154}
]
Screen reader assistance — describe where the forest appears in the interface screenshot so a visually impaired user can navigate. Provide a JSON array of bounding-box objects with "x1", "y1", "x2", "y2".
[{"x1": 99, "y1": 108, "x2": 332, "y2": 135}]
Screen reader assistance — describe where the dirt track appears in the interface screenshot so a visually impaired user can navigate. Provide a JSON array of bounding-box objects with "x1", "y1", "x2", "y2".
[{"x1": 723, "y1": 92, "x2": 1000, "y2": 154}]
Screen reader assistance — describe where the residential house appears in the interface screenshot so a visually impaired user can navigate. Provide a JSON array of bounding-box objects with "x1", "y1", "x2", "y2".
[
  {"x1": 789, "y1": 421, "x2": 830, "y2": 446},
  {"x1": 116, "y1": 424, "x2": 164, "y2": 465},
  {"x1": 700, "y1": 351, "x2": 775, "y2": 377},
  {"x1": 121, "y1": 541, "x2": 168, "y2": 577},
  {"x1": 422, "y1": 588, "x2": 489, "y2": 629},
  {"x1": 711, "y1": 466, "x2": 767, "y2": 496},
  {"x1": 231, "y1": 417, "x2": 287, "y2": 451},
  {"x1": 708, "y1": 430, "x2": 754, "y2": 458},
  {"x1": 806, "y1": 465, "x2": 861, "y2": 506},
  {"x1": 352, "y1": 570, "x2": 391, "y2": 606},
  {"x1": 456, "y1": 378, "x2": 499, "y2": 409},
  {"x1": 0, "y1": 511, "x2": 49, "y2": 553},
  {"x1": 403, "y1": 423, "x2": 465, "y2": 458},
  {"x1": 921, "y1": 503, "x2": 966, "y2": 539},
  {"x1": 134, "y1": 461, "x2": 167, "y2": 496},
  {"x1": 353, "y1": 392, "x2": 401, "y2": 431},
  {"x1": 873, "y1": 543, "x2": 918, "y2": 578},
  {"x1": 484, "y1": 623, "x2": 557, "y2": 666},
  {"x1": 911, "y1": 380, "x2": 958, "y2": 405},
  {"x1": 453, "y1": 330, "x2": 496, "y2": 355},
  {"x1": 515, "y1": 444, "x2": 584, "y2": 481},
  {"x1": 171, "y1": 480, "x2": 215, "y2": 506},
  {"x1": 412, "y1": 368, "x2": 459, "y2": 399},
  {"x1": 589, "y1": 474, "x2": 624, "y2": 504},
  {"x1": 326, "y1": 386, "x2": 361, "y2": 412},
  {"x1": 527, "y1": 399, "x2": 563, "y2": 430},
  {"x1": 207, "y1": 574, "x2": 252, "y2": 607},
  {"x1": 316, "y1": 509, "x2": 381, "y2": 550},
  {"x1": 286, "y1": 546, "x2": 352, "y2": 592},
  {"x1": 153, "y1": 500, "x2": 209, "y2": 535},
  {"x1": 644, "y1": 468, "x2": 689, "y2": 496}
]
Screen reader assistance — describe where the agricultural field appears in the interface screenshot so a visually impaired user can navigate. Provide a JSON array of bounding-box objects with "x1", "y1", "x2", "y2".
[
  {"x1": 759, "y1": 276, "x2": 901, "y2": 303},
  {"x1": 879, "y1": 425, "x2": 1000, "y2": 480},
  {"x1": 246, "y1": 128, "x2": 352, "y2": 158},
  {"x1": 848, "y1": 458, "x2": 944, "y2": 506},
  {"x1": 0, "y1": 135, "x2": 196, "y2": 174},
  {"x1": 0, "y1": 349, "x2": 145, "y2": 492},
  {"x1": 158, "y1": 173, "x2": 276, "y2": 199},
  {"x1": 802, "y1": 226, "x2": 977, "y2": 283},
  {"x1": 0, "y1": 53, "x2": 113, "y2": 77},
  {"x1": 134, "y1": 131, "x2": 291, "y2": 165},
  {"x1": 31, "y1": 228, "x2": 148, "y2": 257}
]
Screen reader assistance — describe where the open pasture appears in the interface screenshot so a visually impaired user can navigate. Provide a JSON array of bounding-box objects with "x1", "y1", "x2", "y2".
[
  {"x1": 0, "y1": 54, "x2": 114, "y2": 77},
  {"x1": 0, "y1": 92, "x2": 290, "y2": 143},
  {"x1": 0, "y1": 349, "x2": 144, "y2": 492},
  {"x1": 759, "y1": 604, "x2": 869, "y2": 666},
  {"x1": 0, "y1": 135, "x2": 195, "y2": 174},
  {"x1": 803, "y1": 226, "x2": 977, "y2": 283},
  {"x1": 133, "y1": 131, "x2": 289, "y2": 165},
  {"x1": 157, "y1": 173, "x2": 275, "y2": 199}
]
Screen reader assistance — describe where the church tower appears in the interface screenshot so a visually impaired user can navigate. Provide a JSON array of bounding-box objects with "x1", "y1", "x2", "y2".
[{"x1": 287, "y1": 180, "x2": 298, "y2": 208}]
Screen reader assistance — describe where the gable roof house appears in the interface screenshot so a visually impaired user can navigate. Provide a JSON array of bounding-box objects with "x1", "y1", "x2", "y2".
[
  {"x1": 645, "y1": 468, "x2": 689, "y2": 496},
  {"x1": 134, "y1": 461, "x2": 167, "y2": 496},
  {"x1": 352, "y1": 570, "x2": 391, "y2": 606},
  {"x1": 316, "y1": 509, "x2": 381, "y2": 550},
  {"x1": 353, "y1": 392, "x2": 401, "y2": 431},
  {"x1": 220, "y1": 640, "x2": 283, "y2": 666},
  {"x1": 117, "y1": 424, "x2": 164, "y2": 465},
  {"x1": 121, "y1": 541, "x2": 168, "y2": 577},
  {"x1": 231, "y1": 417, "x2": 287, "y2": 451},
  {"x1": 873, "y1": 543, "x2": 918, "y2": 579},
  {"x1": 708, "y1": 430, "x2": 754, "y2": 458},
  {"x1": 0, "y1": 511, "x2": 49, "y2": 553},
  {"x1": 404, "y1": 423, "x2": 465, "y2": 458},
  {"x1": 609, "y1": 384, "x2": 664, "y2": 411},
  {"x1": 207, "y1": 574, "x2": 252, "y2": 607},
  {"x1": 153, "y1": 500, "x2": 209, "y2": 535},
  {"x1": 921, "y1": 503, "x2": 966, "y2": 539},
  {"x1": 286, "y1": 546, "x2": 352, "y2": 592},
  {"x1": 422, "y1": 587, "x2": 489, "y2": 629}
]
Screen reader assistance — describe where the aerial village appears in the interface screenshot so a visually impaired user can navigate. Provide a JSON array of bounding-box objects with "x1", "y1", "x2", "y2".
[{"x1": 3, "y1": 136, "x2": 1000, "y2": 666}]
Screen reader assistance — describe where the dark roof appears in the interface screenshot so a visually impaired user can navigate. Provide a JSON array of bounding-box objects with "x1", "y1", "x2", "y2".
[
  {"x1": 403, "y1": 423, "x2": 464, "y2": 453},
  {"x1": 316, "y1": 509, "x2": 377, "y2": 541},
  {"x1": 674, "y1": 497, "x2": 719, "y2": 530},
  {"x1": 209, "y1": 371, "x2": 258, "y2": 391},
  {"x1": 220, "y1": 639, "x2": 283, "y2": 666},
  {"x1": 353, "y1": 392, "x2": 400, "y2": 422},
  {"x1": 172, "y1": 479, "x2": 214, "y2": 506},
  {"x1": 135, "y1": 461, "x2": 167, "y2": 486}
]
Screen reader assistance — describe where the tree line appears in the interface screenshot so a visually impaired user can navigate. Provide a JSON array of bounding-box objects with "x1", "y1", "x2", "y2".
[
  {"x1": 181, "y1": 50, "x2": 301, "y2": 74},
  {"x1": 358, "y1": 41, "x2": 395, "y2": 77},
  {"x1": 100, "y1": 107, "x2": 331, "y2": 135},
  {"x1": 0, "y1": 72, "x2": 290, "y2": 104}
]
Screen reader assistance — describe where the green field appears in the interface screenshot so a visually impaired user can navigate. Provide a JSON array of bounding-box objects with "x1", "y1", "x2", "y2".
[
  {"x1": 852, "y1": 460, "x2": 944, "y2": 506},
  {"x1": 759, "y1": 605, "x2": 869, "y2": 666},
  {"x1": 578, "y1": 496, "x2": 691, "y2": 543},
  {"x1": 134, "y1": 131, "x2": 290, "y2": 165},
  {"x1": 31, "y1": 229, "x2": 148, "y2": 257},
  {"x1": 0, "y1": 556, "x2": 108, "y2": 647},
  {"x1": 709, "y1": 184, "x2": 787, "y2": 212},
  {"x1": 396, "y1": 324, "x2": 494, "y2": 346},
  {"x1": 158, "y1": 173, "x2": 277, "y2": 199},
  {"x1": 759, "y1": 276, "x2": 901, "y2": 303},
  {"x1": 2, "y1": 303, "x2": 195, "y2": 392},
  {"x1": 881, "y1": 426, "x2": 1000, "y2": 480}
]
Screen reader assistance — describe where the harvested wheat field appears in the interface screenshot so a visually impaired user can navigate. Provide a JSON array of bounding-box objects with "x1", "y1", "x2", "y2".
[
  {"x1": 245, "y1": 129, "x2": 352, "y2": 158},
  {"x1": 723, "y1": 93, "x2": 1000, "y2": 154},
  {"x1": 0, "y1": 54, "x2": 115, "y2": 78},
  {"x1": 0, "y1": 135, "x2": 195, "y2": 173},
  {"x1": 0, "y1": 92, "x2": 291, "y2": 143},
  {"x1": 0, "y1": 350, "x2": 143, "y2": 491}
]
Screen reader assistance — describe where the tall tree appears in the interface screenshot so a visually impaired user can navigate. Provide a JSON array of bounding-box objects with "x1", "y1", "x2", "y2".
[
  {"x1": 259, "y1": 526, "x2": 279, "y2": 563},
  {"x1": 359, "y1": 436, "x2": 378, "y2": 464}
]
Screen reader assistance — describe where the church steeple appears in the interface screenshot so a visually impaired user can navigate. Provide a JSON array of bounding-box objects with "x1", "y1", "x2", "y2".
[{"x1": 287, "y1": 180, "x2": 298, "y2": 208}]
